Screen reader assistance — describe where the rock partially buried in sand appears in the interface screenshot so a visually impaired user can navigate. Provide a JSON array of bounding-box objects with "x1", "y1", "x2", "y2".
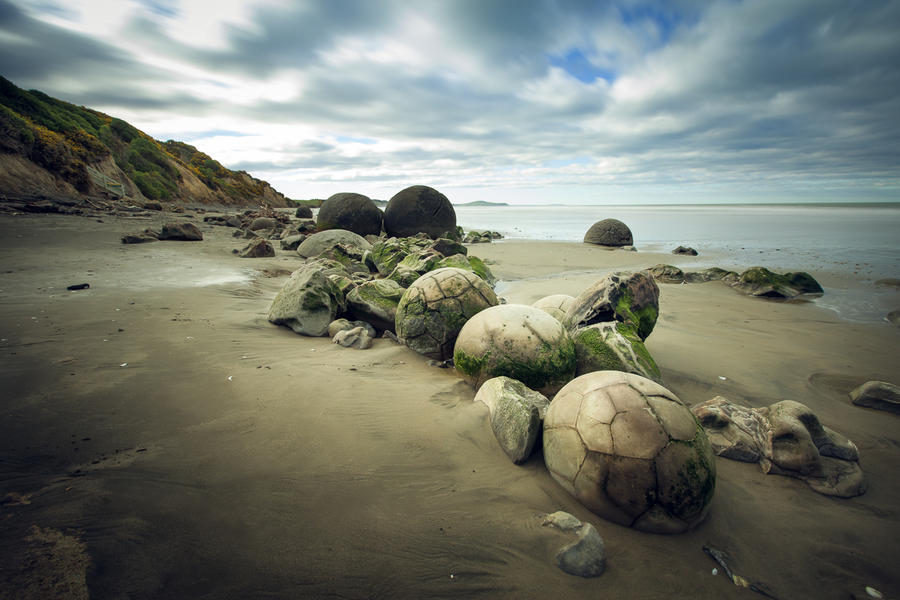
[
  {"x1": 395, "y1": 267, "x2": 497, "y2": 360},
  {"x1": 543, "y1": 371, "x2": 716, "y2": 534},
  {"x1": 316, "y1": 192, "x2": 383, "y2": 237},
  {"x1": 158, "y1": 222, "x2": 203, "y2": 241},
  {"x1": 332, "y1": 326, "x2": 373, "y2": 349},
  {"x1": 383, "y1": 185, "x2": 456, "y2": 239},
  {"x1": 691, "y1": 396, "x2": 866, "y2": 497},
  {"x1": 672, "y1": 245, "x2": 698, "y2": 256},
  {"x1": 583, "y1": 218, "x2": 632, "y2": 247},
  {"x1": 849, "y1": 381, "x2": 900, "y2": 415},
  {"x1": 531, "y1": 294, "x2": 576, "y2": 323},
  {"x1": 454, "y1": 304, "x2": 576, "y2": 396},
  {"x1": 564, "y1": 271, "x2": 659, "y2": 341},
  {"x1": 238, "y1": 238, "x2": 274, "y2": 258},
  {"x1": 731, "y1": 266, "x2": 823, "y2": 299},
  {"x1": 474, "y1": 377, "x2": 549, "y2": 464},
  {"x1": 541, "y1": 511, "x2": 607, "y2": 578}
]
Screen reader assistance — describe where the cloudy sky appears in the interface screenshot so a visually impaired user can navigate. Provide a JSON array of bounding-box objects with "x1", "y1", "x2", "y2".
[{"x1": 1, "y1": 0, "x2": 898, "y2": 204}]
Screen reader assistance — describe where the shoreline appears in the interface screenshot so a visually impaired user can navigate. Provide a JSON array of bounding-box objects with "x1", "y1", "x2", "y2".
[{"x1": 1, "y1": 210, "x2": 898, "y2": 599}]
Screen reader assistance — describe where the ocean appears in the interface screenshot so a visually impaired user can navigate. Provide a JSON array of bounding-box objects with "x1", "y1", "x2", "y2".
[{"x1": 453, "y1": 203, "x2": 900, "y2": 322}]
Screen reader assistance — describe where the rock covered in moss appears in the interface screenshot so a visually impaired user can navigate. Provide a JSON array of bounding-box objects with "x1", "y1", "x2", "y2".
[
  {"x1": 684, "y1": 267, "x2": 739, "y2": 284},
  {"x1": 573, "y1": 323, "x2": 661, "y2": 382},
  {"x1": 388, "y1": 249, "x2": 444, "y2": 287},
  {"x1": 369, "y1": 237, "x2": 429, "y2": 276},
  {"x1": 454, "y1": 304, "x2": 576, "y2": 396},
  {"x1": 474, "y1": 377, "x2": 550, "y2": 464},
  {"x1": 436, "y1": 253, "x2": 496, "y2": 286},
  {"x1": 544, "y1": 371, "x2": 716, "y2": 533},
  {"x1": 346, "y1": 278, "x2": 405, "y2": 331},
  {"x1": 317, "y1": 192, "x2": 383, "y2": 237},
  {"x1": 692, "y1": 396, "x2": 865, "y2": 497},
  {"x1": 532, "y1": 295, "x2": 576, "y2": 322},
  {"x1": 297, "y1": 229, "x2": 372, "y2": 258},
  {"x1": 849, "y1": 381, "x2": 900, "y2": 414},
  {"x1": 396, "y1": 267, "x2": 498, "y2": 360},
  {"x1": 564, "y1": 271, "x2": 659, "y2": 340},
  {"x1": 731, "y1": 266, "x2": 823, "y2": 298},
  {"x1": 268, "y1": 265, "x2": 346, "y2": 336},
  {"x1": 583, "y1": 219, "x2": 632, "y2": 247},
  {"x1": 383, "y1": 185, "x2": 457, "y2": 239}
]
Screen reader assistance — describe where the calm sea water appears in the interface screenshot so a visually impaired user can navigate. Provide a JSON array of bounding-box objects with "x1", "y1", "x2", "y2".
[{"x1": 454, "y1": 203, "x2": 900, "y2": 322}]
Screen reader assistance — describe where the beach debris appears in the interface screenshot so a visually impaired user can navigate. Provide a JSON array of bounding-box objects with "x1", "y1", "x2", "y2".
[
  {"x1": 718, "y1": 376, "x2": 727, "y2": 381},
  {"x1": 396, "y1": 267, "x2": 497, "y2": 361},
  {"x1": 703, "y1": 546, "x2": 778, "y2": 598},
  {"x1": 119, "y1": 363, "x2": 127, "y2": 367},
  {"x1": 383, "y1": 185, "x2": 456, "y2": 240},
  {"x1": 474, "y1": 377, "x2": 549, "y2": 464},
  {"x1": 544, "y1": 371, "x2": 715, "y2": 533},
  {"x1": 531, "y1": 294, "x2": 576, "y2": 323},
  {"x1": 66, "y1": 283, "x2": 90, "y2": 291},
  {"x1": 332, "y1": 326, "x2": 373, "y2": 349},
  {"x1": 692, "y1": 396, "x2": 866, "y2": 497},
  {"x1": 583, "y1": 218, "x2": 633, "y2": 247},
  {"x1": 672, "y1": 245, "x2": 698, "y2": 256},
  {"x1": 227, "y1": 375, "x2": 233, "y2": 381},
  {"x1": 316, "y1": 192, "x2": 383, "y2": 237},
  {"x1": 866, "y1": 586, "x2": 884, "y2": 598},
  {"x1": 571, "y1": 322, "x2": 661, "y2": 382},
  {"x1": 454, "y1": 304, "x2": 575, "y2": 396},
  {"x1": 563, "y1": 271, "x2": 660, "y2": 341},
  {"x1": 849, "y1": 380, "x2": 900, "y2": 415}
]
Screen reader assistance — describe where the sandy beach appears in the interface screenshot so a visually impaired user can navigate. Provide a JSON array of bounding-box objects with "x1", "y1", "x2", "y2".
[{"x1": 1, "y1": 209, "x2": 898, "y2": 599}]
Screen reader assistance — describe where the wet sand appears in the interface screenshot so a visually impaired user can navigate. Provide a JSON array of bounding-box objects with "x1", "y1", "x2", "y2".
[{"x1": 1, "y1": 211, "x2": 898, "y2": 599}]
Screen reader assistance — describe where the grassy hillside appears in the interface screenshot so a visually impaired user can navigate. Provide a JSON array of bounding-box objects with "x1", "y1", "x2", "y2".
[{"x1": 0, "y1": 76, "x2": 287, "y2": 206}]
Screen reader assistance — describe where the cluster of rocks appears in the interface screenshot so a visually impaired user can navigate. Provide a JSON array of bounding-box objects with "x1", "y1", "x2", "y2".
[
  {"x1": 692, "y1": 396, "x2": 866, "y2": 497},
  {"x1": 463, "y1": 229, "x2": 503, "y2": 243},
  {"x1": 644, "y1": 263, "x2": 824, "y2": 300},
  {"x1": 121, "y1": 221, "x2": 204, "y2": 243}
]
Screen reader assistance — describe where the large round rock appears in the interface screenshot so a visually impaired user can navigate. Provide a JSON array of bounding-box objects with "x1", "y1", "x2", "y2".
[
  {"x1": 317, "y1": 192, "x2": 383, "y2": 237},
  {"x1": 383, "y1": 185, "x2": 456, "y2": 239},
  {"x1": 454, "y1": 304, "x2": 576, "y2": 396},
  {"x1": 584, "y1": 219, "x2": 633, "y2": 246},
  {"x1": 395, "y1": 267, "x2": 497, "y2": 360},
  {"x1": 543, "y1": 371, "x2": 716, "y2": 534}
]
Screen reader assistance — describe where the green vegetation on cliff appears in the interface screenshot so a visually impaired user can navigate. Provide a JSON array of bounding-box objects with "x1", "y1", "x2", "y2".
[{"x1": 0, "y1": 76, "x2": 287, "y2": 205}]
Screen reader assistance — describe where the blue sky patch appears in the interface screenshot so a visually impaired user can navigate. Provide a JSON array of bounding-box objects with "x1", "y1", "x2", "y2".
[{"x1": 548, "y1": 48, "x2": 617, "y2": 83}]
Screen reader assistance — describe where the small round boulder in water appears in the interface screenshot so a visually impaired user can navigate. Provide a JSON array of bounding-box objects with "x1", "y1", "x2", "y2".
[
  {"x1": 383, "y1": 185, "x2": 456, "y2": 239},
  {"x1": 453, "y1": 304, "x2": 576, "y2": 396},
  {"x1": 543, "y1": 371, "x2": 716, "y2": 534},
  {"x1": 317, "y1": 192, "x2": 383, "y2": 237},
  {"x1": 395, "y1": 267, "x2": 497, "y2": 360},
  {"x1": 584, "y1": 219, "x2": 633, "y2": 247}
]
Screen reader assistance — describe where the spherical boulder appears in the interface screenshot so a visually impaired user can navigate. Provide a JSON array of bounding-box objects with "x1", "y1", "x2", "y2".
[
  {"x1": 454, "y1": 304, "x2": 576, "y2": 396},
  {"x1": 317, "y1": 192, "x2": 383, "y2": 237},
  {"x1": 584, "y1": 219, "x2": 633, "y2": 247},
  {"x1": 531, "y1": 294, "x2": 576, "y2": 323},
  {"x1": 543, "y1": 371, "x2": 716, "y2": 534},
  {"x1": 395, "y1": 267, "x2": 497, "y2": 360},
  {"x1": 383, "y1": 185, "x2": 456, "y2": 239}
]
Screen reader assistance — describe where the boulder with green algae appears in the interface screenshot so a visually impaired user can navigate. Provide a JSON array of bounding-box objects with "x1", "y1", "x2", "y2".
[
  {"x1": 532, "y1": 294, "x2": 576, "y2": 323},
  {"x1": 396, "y1": 267, "x2": 498, "y2": 360},
  {"x1": 544, "y1": 371, "x2": 716, "y2": 534},
  {"x1": 268, "y1": 266, "x2": 346, "y2": 337},
  {"x1": 436, "y1": 253, "x2": 496, "y2": 286},
  {"x1": 388, "y1": 250, "x2": 444, "y2": 287},
  {"x1": 454, "y1": 304, "x2": 576, "y2": 396},
  {"x1": 346, "y1": 278, "x2": 405, "y2": 331},
  {"x1": 573, "y1": 322, "x2": 661, "y2": 382},
  {"x1": 370, "y1": 237, "x2": 431, "y2": 276},
  {"x1": 564, "y1": 271, "x2": 659, "y2": 341},
  {"x1": 684, "y1": 267, "x2": 739, "y2": 284},
  {"x1": 731, "y1": 266, "x2": 823, "y2": 298}
]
